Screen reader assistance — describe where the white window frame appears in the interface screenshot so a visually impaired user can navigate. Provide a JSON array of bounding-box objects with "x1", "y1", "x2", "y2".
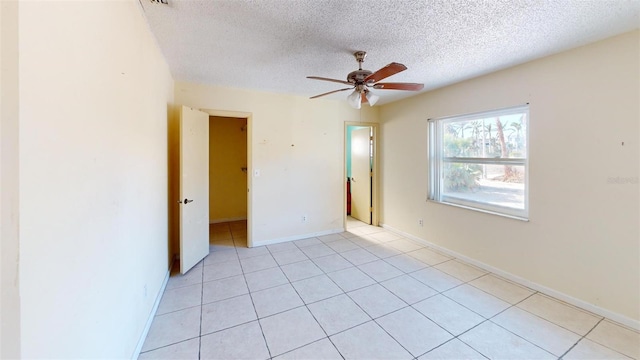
[{"x1": 428, "y1": 105, "x2": 529, "y2": 220}]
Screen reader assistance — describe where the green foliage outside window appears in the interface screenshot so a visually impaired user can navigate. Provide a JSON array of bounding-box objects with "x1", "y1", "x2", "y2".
[{"x1": 444, "y1": 163, "x2": 481, "y2": 191}]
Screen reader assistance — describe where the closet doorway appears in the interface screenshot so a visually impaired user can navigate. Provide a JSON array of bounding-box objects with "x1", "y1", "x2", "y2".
[{"x1": 209, "y1": 115, "x2": 250, "y2": 246}]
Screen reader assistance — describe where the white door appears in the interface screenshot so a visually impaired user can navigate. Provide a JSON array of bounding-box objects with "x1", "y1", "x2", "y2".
[
  {"x1": 179, "y1": 106, "x2": 210, "y2": 274},
  {"x1": 350, "y1": 127, "x2": 371, "y2": 224}
]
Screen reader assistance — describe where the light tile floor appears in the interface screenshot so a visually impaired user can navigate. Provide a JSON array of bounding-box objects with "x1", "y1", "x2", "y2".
[{"x1": 139, "y1": 218, "x2": 639, "y2": 360}]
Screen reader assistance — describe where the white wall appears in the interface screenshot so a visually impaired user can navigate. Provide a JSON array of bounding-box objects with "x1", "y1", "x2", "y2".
[
  {"x1": 176, "y1": 82, "x2": 379, "y2": 246},
  {"x1": 1, "y1": 1, "x2": 21, "y2": 358},
  {"x1": 17, "y1": 1, "x2": 174, "y2": 357},
  {"x1": 379, "y1": 30, "x2": 639, "y2": 324}
]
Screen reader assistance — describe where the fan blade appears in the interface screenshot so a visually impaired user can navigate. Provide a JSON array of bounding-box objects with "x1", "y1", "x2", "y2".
[
  {"x1": 364, "y1": 62, "x2": 407, "y2": 83},
  {"x1": 310, "y1": 87, "x2": 353, "y2": 99},
  {"x1": 307, "y1": 76, "x2": 352, "y2": 86},
  {"x1": 361, "y1": 92, "x2": 368, "y2": 104},
  {"x1": 373, "y1": 82, "x2": 424, "y2": 91}
]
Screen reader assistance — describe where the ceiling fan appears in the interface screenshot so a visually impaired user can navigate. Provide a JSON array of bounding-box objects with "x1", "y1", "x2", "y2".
[{"x1": 307, "y1": 51, "x2": 424, "y2": 109}]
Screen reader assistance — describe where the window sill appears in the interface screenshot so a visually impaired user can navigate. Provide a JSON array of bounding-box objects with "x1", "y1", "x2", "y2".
[{"x1": 427, "y1": 199, "x2": 529, "y2": 222}]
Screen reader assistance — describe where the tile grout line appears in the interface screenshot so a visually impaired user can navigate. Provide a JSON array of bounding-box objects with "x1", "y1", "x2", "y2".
[
  {"x1": 197, "y1": 254, "x2": 206, "y2": 360},
  {"x1": 461, "y1": 287, "x2": 601, "y2": 359},
  {"x1": 236, "y1": 238, "x2": 274, "y2": 360},
  {"x1": 304, "y1": 241, "x2": 411, "y2": 358},
  {"x1": 139, "y1": 335, "x2": 201, "y2": 355},
  {"x1": 139, "y1": 258, "x2": 207, "y2": 354},
  {"x1": 262, "y1": 228, "x2": 378, "y2": 358},
  {"x1": 429, "y1": 279, "x2": 560, "y2": 358},
  {"x1": 245, "y1": 283, "x2": 274, "y2": 359},
  {"x1": 418, "y1": 337, "x2": 491, "y2": 360},
  {"x1": 510, "y1": 295, "x2": 605, "y2": 343},
  {"x1": 477, "y1": 291, "x2": 564, "y2": 358},
  {"x1": 403, "y1": 267, "x2": 544, "y2": 358},
  {"x1": 169, "y1": 221, "x2": 633, "y2": 360},
  {"x1": 555, "y1": 317, "x2": 632, "y2": 360},
  {"x1": 349, "y1": 251, "x2": 480, "y2": 359},
  {"x1": 202, "y1": 222, "x2": 232, "y2": 358},
  {"x1": 473, "y1": 282, "x2": 624, "y2": 359},
  {"x1": 261, "y1": 234, "x2": 345, "y2": 358},
  {"x1": 376, "y1": 229, "x2": 626, "y2": 358},
  {"x1": 291, "y1": 223, "x2": 508, "y2": 358},
  {"x1": 284, "y1": 265, "x2": 346, "y2": 360},
  {"x1": 260, "y1": 227, "x2": 463, "y2": 358},
  {"x1": 202, "y1": 228, "x2": 472, "y2": 354},
  {"x1": 557, "y1": 317, "x2": 605, "y2": 360},
  {"x1": 167, "y1": 225, "x2": 465, "y2": 358},
  {"x1": 327, "y1": 240, "x2": 430, "y2": 359}
]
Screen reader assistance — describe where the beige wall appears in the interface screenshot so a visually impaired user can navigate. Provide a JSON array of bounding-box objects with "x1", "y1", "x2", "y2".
[
  {"x1": 176, "y1": 82, "x2": 379, "y2": 245},
  {"x1": 209, "y1": 116, "x2": 248, "y2": 222},
  {"x1": 5, "y1": 3, "x2": 635, "y2": 358},
  {"x1": 379, "y1": 30, "x2": 639, "y2": 324},
  {"x1": 17, "y1": 1, "x2": 174, "y2": 357},
  {"x1": 1, "y1": 1, "x2": 21, "y2": 358}
]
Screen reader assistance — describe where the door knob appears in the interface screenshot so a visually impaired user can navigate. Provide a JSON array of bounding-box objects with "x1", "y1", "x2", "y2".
[{"x1": 177, "y1": 198, "x2": 194, "y2": 204}]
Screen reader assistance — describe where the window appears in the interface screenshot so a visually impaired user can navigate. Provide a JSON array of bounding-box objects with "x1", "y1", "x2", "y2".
[{"x1": 428, "y1": 105, "x2": 529, "y2": 219}]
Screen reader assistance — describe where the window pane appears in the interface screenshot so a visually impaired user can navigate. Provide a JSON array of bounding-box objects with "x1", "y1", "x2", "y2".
[
  {"x1": 443, "y1": 113, "x2": 527, "y2": 159},
  {"x1": 442, "y1": 163, "x2": 525, "y2": 210}
]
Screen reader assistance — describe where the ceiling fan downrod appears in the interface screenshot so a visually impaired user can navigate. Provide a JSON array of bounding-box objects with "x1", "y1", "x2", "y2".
[
  {"x1": 353, "y1": 51, "x2": 367, "y2": 70},
  {"x1": 347, "y1": 51, "x2": 373, "y2": 86}
]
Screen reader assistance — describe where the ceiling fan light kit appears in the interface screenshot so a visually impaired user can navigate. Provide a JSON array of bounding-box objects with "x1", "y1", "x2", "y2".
[
  {"x1": 347, "y1": 90, "x2": 362, "y2": 109},
  {"x1": 307, "y1": 51, "x2": 424, "y2": 108},
  {"x1": 366, "y1": 91, "x2": 380, "y2": 106}
]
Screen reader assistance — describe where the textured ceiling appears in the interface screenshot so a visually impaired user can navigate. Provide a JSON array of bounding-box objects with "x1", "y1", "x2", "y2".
[{"x1": 140, "y1": 0, "x2": 640, "y2": 105}]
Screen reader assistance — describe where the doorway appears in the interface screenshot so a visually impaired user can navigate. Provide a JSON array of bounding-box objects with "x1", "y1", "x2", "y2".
[
  {"x1": 201, "y1": 109, "x2": 253, "y2": 247},
  {"x1": 345, "y1": 122, "x2": 378, "y2": 228},
  {"x1": 169, "y1": 108, "x2": 253, "y2": 274},
  {"x1": 209, "y1": 116, "x2": 249, "y2": 246}
]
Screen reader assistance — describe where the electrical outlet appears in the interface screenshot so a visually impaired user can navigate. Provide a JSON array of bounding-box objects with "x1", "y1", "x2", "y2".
[
  {"x1": 418, "y1": 219, "x2": 424, "y2": 227},
  {"x1": 302, "y1": 215, "x2": 308, "y2": 223}
]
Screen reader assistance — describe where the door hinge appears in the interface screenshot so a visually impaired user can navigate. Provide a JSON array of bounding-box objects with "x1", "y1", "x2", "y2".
[{"x1": 369, "y1": 207, "x2": 373, "y2": 212}]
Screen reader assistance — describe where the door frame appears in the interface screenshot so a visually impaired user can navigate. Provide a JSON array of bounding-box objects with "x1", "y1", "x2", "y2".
[
  {"x1": 344, "y1": 121, "x2": 379, "y2": 229},
  {"x1": 202, "y1": 109, "x2": 254, "y2": 247}
]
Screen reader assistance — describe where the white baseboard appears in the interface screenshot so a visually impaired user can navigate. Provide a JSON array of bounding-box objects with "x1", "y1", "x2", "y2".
[
  {"x1": 381, "y1": 223, "x2": 640, "y2": 331},
  {"x1": 210, "y1": 217, "x2": 247, "y2": 224},
  {"x1": 131, "y1": 261, "x2": 172, "y2": 359},
  {"x1": 252, "y1": 228, "x2": 345, "y2": 247}
]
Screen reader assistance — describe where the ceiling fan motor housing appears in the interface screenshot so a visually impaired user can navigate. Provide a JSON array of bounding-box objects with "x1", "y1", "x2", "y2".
[
  {"x1": 348, "y1": 50, "x2": 373, "y2": 89},
  {"x1": 347, "y1": 70, "x2": 373, "y2": 85}
]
